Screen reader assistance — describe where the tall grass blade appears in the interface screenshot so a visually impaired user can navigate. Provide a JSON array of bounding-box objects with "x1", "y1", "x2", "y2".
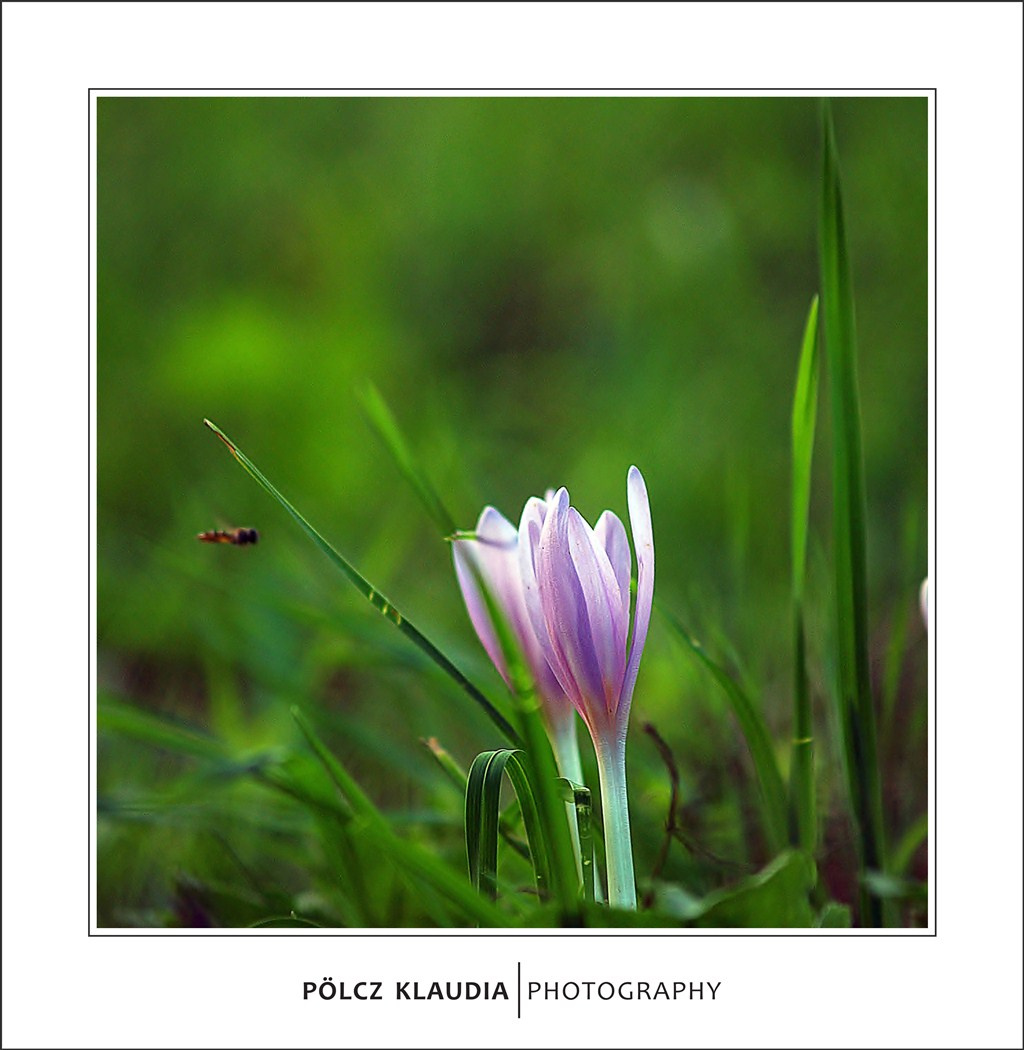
[
  {"x1": 790, "y1": 295, "x2": 820, "y2": 853},
  {"x1": 203, "y1": 418, "x2": 521, "y2": 748},
  {"x1": 818, "y1": 102, "x2": 887, "y2": 924},
  {"x1": 661, "y1": 607, "x2": 788, "y2": 854},
  {"x1": 424, "y1": 738, "x2": 531, "y2": 861},
  {"x1": 557, "y1": 779, "x2": 595, "y2": 903},
  {"x1": 99, "y1": 694, "x2": 228, "y2": 763},
  {"x1": 357, "y1": 381, "x2": 457, "y2": 538},
  {"x1": 465, "y1": 749, "x2": 549, "y2": 902}
]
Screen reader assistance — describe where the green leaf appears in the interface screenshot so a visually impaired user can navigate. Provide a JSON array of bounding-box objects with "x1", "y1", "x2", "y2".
[
  {"x1": 651, "y1": 852, "x2": 816, "y2": 927},
  {"x1": 815, "y1": 902, "x2": 852, "y2": 928},
  {"x1": 818, "y1": 102, "x2": 887, "y2": 924},
  {"x1": 661, "y1": 606, "x2": 789, "y2": 853},
  {"x1": 791, "y1": 295, "x2": 820, "y2": 604},
  {"x1": 203, "y1": 418, "x2": 521, "y2": 748},
  {"x1": 790, "y1": 295, "x2": 820, "y2": 854},
  {"x1": 98, "y1": 694, "x2": 227, "y2": 763},
  {"x1": 465, "y1": 749, "x2": 548, "y2": 903},
  {"x1": 557, "y1": 779, "x2": 594, "y2": 904},
  {"x1": 357, "y1": 380, "x2": 457, "y2": 538},
  {"x1": 862, "y1": 870, "x2": 928, "y2": 903},
  {"x1": 891, "y1": 813, "x2": 928, "y2": 876}
]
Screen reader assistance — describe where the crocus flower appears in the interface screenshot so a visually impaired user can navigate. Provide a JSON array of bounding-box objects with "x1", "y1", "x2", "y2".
[
  {"x1": 451, "y1": 499, "x2": 584, "y2": 780},
  {"x1": 453, "y1": 467, "x2": 653, "y2": 909}
]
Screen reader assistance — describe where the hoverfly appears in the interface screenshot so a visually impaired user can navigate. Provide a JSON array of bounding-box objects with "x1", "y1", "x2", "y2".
[{"x1": 197, "y1": 527, "x2": 259, "y2": 546}]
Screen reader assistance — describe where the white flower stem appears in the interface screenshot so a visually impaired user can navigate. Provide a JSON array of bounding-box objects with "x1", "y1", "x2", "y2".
[{"x1": 596, "y1": 737, "x2": 636, "y2": 909}]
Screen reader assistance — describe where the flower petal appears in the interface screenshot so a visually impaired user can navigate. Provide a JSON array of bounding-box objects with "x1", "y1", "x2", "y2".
[
  {"x1": 618, "y1": 465, "x2": 654, "y2": 721},
  {"x1": 452, "y1": 506, "x2": 519, "y2": 683},
  {"x1": 537, "y1": 489, "x2": 607, "y2": 719},
  {"x1": 566, "y1": 507, "x2": 627, "y2": 706},
  {"x1": 594, "y1": 509, "x2": 631, "y2": 643},
  {"x1": 522, "y1": 490, "x2": 579, "y2": 706}
]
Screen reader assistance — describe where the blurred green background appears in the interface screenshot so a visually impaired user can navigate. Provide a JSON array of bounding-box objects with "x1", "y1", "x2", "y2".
[{"x1": 97, "y1": 96, "x2": 927, "y2": 927}]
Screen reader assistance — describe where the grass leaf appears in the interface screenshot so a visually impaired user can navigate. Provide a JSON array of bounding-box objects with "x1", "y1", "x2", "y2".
[
  {"x1": 203, "y1": 418, "x2": 521, "y2": 748},
  {"x1": 357, "y1": 381, "x2": 457, "y2": 538},
  {"x1": 790, "y1": 294, "x2": 820, "y2": 854},
  {"x1": 291, "y1": 706, "x2": 512, "y2": 927},
  {"x1": 465, "y1": 749, "x2": 548, "y2": 902},
  {"x1": 818, "y1": 102, "x2": 887, "y2": 924},
  {"x1": 661, "y1": 607, "x2": 788, "y2": 854}
]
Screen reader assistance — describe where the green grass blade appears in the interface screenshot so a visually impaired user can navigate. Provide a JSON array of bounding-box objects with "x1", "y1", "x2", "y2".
[
  {"x1": 818, "y1": 103, "x2": 887, "y2": 924},
  {"x1": 480, "y1": 751, "x2": 516, "y2": 899},
  {"x1": 791, "y1": 295, "x2": 820, "y2": 603},
  {"x1": 98, "y1": 694, "x2": 228, "y2": 763},
  {"x1": 357, "y1": 381, "x2": 457, "y2": 538},
  {"x1": 420, "y1": 736, "x2": 469, "y2": 794},
  {"x1": 661, "y1": 607, "x2": 788, "y2": 853},
  {"x1": 465, "y1": 750, "x2": 495, "y2": 890},
  {"x1": 558, "y1": 779, "x2": 594, "y2": 903},
  {"x1": 891, "y1": 813, "x2": 928, "y2": 876},
  {"x1": 790, "y1": 295, "x2": 820, "y2": 854},
  {"x1": 291, "y1": 706, "x2": 511, "y2": 927},
  {"x1": 465, "y1": 749, "x2": 549, "y2": 903},
  {"x1": 203, "y1": 418, "x2": 521, "y2": 748},
  {"x1": 504, "y1": 753, "x2": 551, "y2": 897},
  {"x1": 424, "y1": 737, "x2": 531, "y2": 862}
]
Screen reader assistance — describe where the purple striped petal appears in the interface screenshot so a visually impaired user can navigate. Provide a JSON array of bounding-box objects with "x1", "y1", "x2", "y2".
[
  {"x1": 566, "y1": 507, "x2": 627, "y2": 706},
  {"x1": 617, "y1": 466, "x2": 654, "y2": 722},
  {"x1": 523, "y1": 489, "x2": 581, "y2": 707},
  {"x1": 517, "y1": 496, "x2": 557, "y2": 685},
  {"x1": 594, "y1": 510, "x2": 631, "y2": 643},
  {"x1": 537, "y1": 489, "x2": 607, "y2": 717}
]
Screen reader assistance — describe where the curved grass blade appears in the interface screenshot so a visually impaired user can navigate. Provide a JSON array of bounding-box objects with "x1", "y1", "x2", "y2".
[
  {"x1": 790, "y1": 295, "x2": 820, "y2": 854},
  {"x1": 557, "y1": 779, "x2": 594, "y2": 903},
  {"x1": 661, "y1": 606, "x2": 788, "y2": 853},
  {"x1": 203, "y1": 418, "x2": 521, "y2": 749},
  {"x1": 819, "y1": 103, "x2": 887, "y2": 924},
  {"x1": 503, "y1": 755, "x2": 551, "y2": 895},
  {"x1": 357, "y1": 381, "x2": 457, "y2": 538},
  {"x1": 291, "y1": 706, "x2": 511, "y2": 927},
  {"x1": 465, "y1": 750, "x2": 491, "y2": 890},
  {"x1": 465, "y1": 749, "x2": 549, "y2": 903},
  {"x1": 423, "y1": 737, "x2": 531, "y2": 862}
]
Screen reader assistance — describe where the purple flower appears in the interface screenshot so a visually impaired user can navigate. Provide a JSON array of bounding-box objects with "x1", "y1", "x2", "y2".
[
  {"x1": 518, "y1": 467, "x2": 654, "y2": 750},
  {"x1": 452, "y1": 495, "x2": 580, "y2": 778},
  {"x1": 453, "y1": 466, "x2": 653, "y2": 908},
  {"x1": 453, "y1": 468, "x2": 653, "y2": 748}
]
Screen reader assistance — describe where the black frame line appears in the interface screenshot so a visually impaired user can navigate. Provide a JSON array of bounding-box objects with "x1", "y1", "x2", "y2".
[{"x1": 88, "y1": 87, "x2": 936, "y2": 938}]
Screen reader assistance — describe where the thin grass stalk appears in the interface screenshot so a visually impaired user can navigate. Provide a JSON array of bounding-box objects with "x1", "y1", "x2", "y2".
[
  {"x1": 357, "y1": 381, "x2": 457, "y2": 538},
  {"x1": 203, "y1": 418, "x2": 522, "y2": 748},
  {"x1": 818, "y1": 102, "x2": 888, "y2": 925},
  {"x1": 660, "y1": 606, "x2": 789, "y2": 854},
  {"x1": 790, "y1": 295, "x2": 820, "y2": 854}
]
